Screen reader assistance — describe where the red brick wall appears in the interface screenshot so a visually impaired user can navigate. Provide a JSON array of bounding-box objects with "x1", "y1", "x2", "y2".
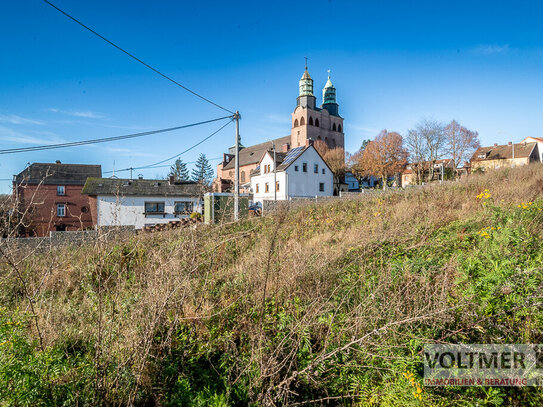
[{"x1": 16, "y1": 184, "x2": 97, "y2": 237}]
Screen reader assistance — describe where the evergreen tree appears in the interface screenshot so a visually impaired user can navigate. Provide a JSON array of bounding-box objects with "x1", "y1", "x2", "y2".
[
  {"x1": 191, "y1": 153, "x2": 214, "y2": 186},
  {"x1": 169, "y1": 158, "x2": 190, "y2": 181}
]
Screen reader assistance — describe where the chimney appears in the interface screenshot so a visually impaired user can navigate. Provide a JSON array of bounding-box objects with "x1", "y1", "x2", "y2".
[
  {"x1": 508, "y1": 141, "x2": 512, "y2": 146},
  {"x1": 169, "y1": 174, "x2": 175, "y2": 185},
  {"x1": 282, "y1": 143, "x2": 290, "y2": 153},
  {"x1": 56, "y1": 160, "x2": 61, "y2": 164}
]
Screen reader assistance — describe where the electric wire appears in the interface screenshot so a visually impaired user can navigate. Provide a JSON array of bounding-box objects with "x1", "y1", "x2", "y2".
[
  {"x1": 104, "y1": 119, "x2": 232, "y2": 174},
  {"x1": 42, "y1": 0, "x2": 235, "y2": 115},
  {"x1": 0, "y1": 116, "x2": 233, "y2": 155},
  {"x1": 102, "y1": 157, "x2": 223, "y2": 175}
]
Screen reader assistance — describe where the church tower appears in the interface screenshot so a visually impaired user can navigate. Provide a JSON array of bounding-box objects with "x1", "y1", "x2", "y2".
[
  {"x1": 290, "y1": 64, "x2": 344, "y2": 150},
  {"x1": 297, "y1": 63, "x2": 317, "y2": 110},
  {"x1": 322, "y1": 72, "x2": 339, "y2": 116}
]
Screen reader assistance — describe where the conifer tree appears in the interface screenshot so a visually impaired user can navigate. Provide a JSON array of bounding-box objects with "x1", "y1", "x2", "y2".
[
  {"x1": 191, "y1": 153, "x2": 214, "y2": 186},
  {"x1": 169, "y1": 158, "x2": 190, "y2": 181}
]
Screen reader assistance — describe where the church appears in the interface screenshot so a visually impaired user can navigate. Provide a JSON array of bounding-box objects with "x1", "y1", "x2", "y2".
[{"x1": 213, "y1": 64, "x2": 345, "y2": 192}]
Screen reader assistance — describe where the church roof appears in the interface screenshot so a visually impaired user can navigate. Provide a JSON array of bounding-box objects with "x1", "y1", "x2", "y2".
[
  {"x1": 221, "y1": 135, "x2": 291, "y2": 170},
  {"x1": 300, "y1": 68, "x2": 312, "y2": 80}
]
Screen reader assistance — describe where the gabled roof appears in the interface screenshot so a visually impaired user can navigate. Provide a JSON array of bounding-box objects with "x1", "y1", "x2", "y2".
[
  {"x1": 522, "y1": 137, "x2": 543, "y2": 143},
  {"x1": 82, "y1": 178, "x2": 201, "y2": 197},
  {"x1": 471, "y1": 142, "x2": 537, "y2": 161},
  {"x1": 222, "y1": 135, "x2": 291, "y2": 170},
  {"x1": 250, "y1": 145, "x2": 332, "y2": 176},
  {"x1": 14, "y1": 162, "x2": 102, "y2": 185}
]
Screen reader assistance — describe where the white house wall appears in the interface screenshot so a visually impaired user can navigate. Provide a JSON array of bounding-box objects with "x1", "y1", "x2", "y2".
[
  {"x1": 285, "y1": 148, "x2": 333, "y2": 197},
  {"x1": 250, "y1": 153, "x2": 288, "y2": 203},
  {"x1": 96, "y1": 195, "x2": 201, "y2": 229},
  {"x1": 250, "y1": 147, "x2": 333, "y2": 204}
]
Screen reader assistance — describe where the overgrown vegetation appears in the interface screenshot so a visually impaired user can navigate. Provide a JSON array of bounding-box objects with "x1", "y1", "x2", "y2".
[{"x1": 1, "y1": 165, "x2": 543, "y2": 406}]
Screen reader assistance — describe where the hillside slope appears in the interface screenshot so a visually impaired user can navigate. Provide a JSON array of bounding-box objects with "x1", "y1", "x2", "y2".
[{"x1": 2, "y1": 165, "x2": 543, "y2": 406}]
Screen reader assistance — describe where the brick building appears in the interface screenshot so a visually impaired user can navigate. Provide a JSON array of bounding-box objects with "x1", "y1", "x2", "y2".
[
  {"x1": 214, "y1": 64, "x2": 345, "y2": 192},
  {"x1": 13, "y1": 162, "x2": 102, "y2": 237}
]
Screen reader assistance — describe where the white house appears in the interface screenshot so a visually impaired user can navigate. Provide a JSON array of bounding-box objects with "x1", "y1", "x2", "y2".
[
  {"x1": 250, "y1": 144, "x2": 334, "y2": 204},
  {"x1": 521, "y1": 137, "x2": 543, "y2": 162},
  {"x1": 82, "y1": 177, "x2": 202, "y2": 230}
]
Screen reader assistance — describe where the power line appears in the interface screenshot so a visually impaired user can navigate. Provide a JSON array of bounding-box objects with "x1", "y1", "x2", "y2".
[
  {"x1": 102, "y1": 157, "x2": 223, "y2": 175},
  {"x1": 104, "y1": 119, "x2": 232, "y2": 174},
  {"x1": 42, "y1": 0, "x2": 235, "y2": 115},
  {"x1": 0, "y1": 116, "x2": 232, "y2": 155}
]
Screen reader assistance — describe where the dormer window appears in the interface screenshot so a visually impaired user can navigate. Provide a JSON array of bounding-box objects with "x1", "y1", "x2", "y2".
[{"x1": 477, "y1": 153, "x2": 487, "y2": 159}]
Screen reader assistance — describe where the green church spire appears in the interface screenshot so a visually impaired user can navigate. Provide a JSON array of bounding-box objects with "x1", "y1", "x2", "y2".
[
  {"x1": 322, "y1": 70, "x2": 336, "y2": 104},
  {"x1": 299, "y1": 63, "x2": 314, "y2": 97}
]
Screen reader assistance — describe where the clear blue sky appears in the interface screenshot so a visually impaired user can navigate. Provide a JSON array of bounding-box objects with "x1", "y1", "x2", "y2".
[{"x1": 1, "y1": 0, "x2": 543, "y2": 192}]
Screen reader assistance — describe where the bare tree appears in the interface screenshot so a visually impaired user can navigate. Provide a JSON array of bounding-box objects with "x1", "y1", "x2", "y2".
[
  {"x1": 408, "y1": 119, "x2": 445, "y2": 181},
  {"x1": 313, "y1": 139, "x2": 329, "y2": 157},
  {"x1": 353, "y1": 130, "x2": 408, "y2": 189},
  {"x1": 444, "y1": 120, "x2": 480, "y2": 170},
  {"x1": 404, "y1": 128, "x2": 428, "y2": 185}
]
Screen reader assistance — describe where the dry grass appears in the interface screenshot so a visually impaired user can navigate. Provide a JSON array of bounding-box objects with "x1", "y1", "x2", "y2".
[{"x1": 1, "y1": 164, "x2": 543, "y2": 405}]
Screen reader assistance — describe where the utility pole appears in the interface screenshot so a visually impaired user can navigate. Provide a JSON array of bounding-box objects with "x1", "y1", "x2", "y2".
[{"x1": 234, "y1": 111, "x2": 241, "y2": 220}]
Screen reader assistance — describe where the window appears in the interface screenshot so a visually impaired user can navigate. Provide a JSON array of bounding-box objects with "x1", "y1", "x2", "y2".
[
  {"x1": 145, "y1": 202, "x2": 165, "y2": 214},
  {"x1": 315, "y1": 118, "x2": 320, "y2": 127},
  {"x1": 81, "y1": 206, "x2": 89, "y2": 214},
  {"x1": 302, "y1": 162, "x2": 307, "y2": 172},
  {"x1": 256, "y1": 184, "x2": 259, "y2": 193},
  {"x1": 333, "y1": 123, "x2": 337, "y2": 131},
  {"x1": 300, "y1": 117, "x2": 305, "y2": 126},
  {"x1": 57, "y1": 204, "x2": 65, "y2": 217},
  {"x1": 319, "y1": 183, "x2": 325, "y2": 192},
  {"x1": 322, "y1": 168, "x2": 325, "y2": 174},
  {"x1": 314, "y1": 164, "x2": 319, "y2": 173},
  {"x1": 294, "y1": 118, "x2": 299, "y2": 127},
  {"x1": 57, "y1": 185, "x2": 65, "y2": 196},
  {"x1": 309, "y1": 116, "x2": 313, "y2": 126},
  {"x1": 338, "y1": 124, "x2": 342, "y2": 132},
  {"x1": 276, "y1": 181, "x2": 280, "y2": 192},
  {"x1": 294, "y1": 165, "x2": 299, "y2": 172},
  {"x1": 265, "y1": 183, "x2": 269, "y2": 193},
  {"x1": 174, "y1": 201, "x2": 193, "y2": 214}
]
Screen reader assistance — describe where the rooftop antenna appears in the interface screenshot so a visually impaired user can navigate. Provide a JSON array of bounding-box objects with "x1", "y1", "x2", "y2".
[{"x1": 305, "y1": 56, "x2": 308, "y2": 70}]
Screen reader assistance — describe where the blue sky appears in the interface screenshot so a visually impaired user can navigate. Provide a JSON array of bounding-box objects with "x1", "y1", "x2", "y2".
[{"x1": 1, "y1": 0, "x2": 543, "y2": 192}]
